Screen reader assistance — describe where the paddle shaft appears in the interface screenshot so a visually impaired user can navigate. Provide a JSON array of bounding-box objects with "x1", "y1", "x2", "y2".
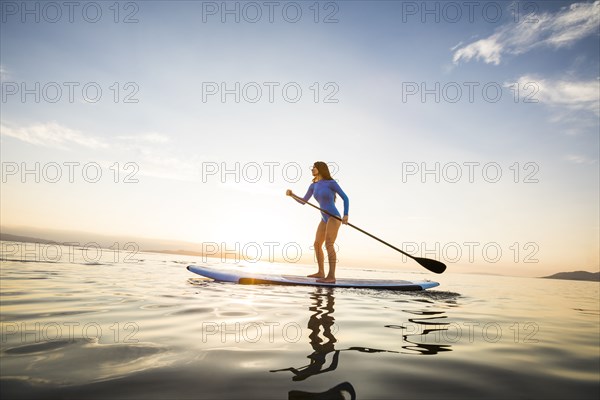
[{"x1": 290, "y1": 193, "x2": 417, "y2": 261}]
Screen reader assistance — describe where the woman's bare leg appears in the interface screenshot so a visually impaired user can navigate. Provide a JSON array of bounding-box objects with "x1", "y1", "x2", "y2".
[
  {"x1": 317, "y1": 218, "x2": 342, "y2": 283},
  {"x1": 308, "y1": 221, "x2": 327, "y2": 278}
]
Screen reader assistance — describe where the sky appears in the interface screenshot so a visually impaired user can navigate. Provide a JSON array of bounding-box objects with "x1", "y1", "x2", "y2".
[{"x1": 1, "y1": 0, "x2": 599, "y2": 277}]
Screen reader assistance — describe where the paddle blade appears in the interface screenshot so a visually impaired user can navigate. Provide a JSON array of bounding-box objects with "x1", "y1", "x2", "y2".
[{"x1": 414, "y1": 257, "x2": 447, "y2": 274}]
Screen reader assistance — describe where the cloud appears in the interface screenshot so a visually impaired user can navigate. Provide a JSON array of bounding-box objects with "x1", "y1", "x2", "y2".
[
  {"x1": 1, "y1": 120, "x2": 199, "y2": 181},
  {"x1": 0, "y1": 122, "x2": 172, "y2": 151},
  {"x1": 0, "y1": 65, "x2": 8, "y2": 81},
  {"x1": 454, "y1": 37, "x2": 505, "y2": 65},
  {"x1": 565, "y1": 154, "x2": 598, "y2": 164},
  {"x1": 1, "y1": 119, "x2": 213, "y2": 182},
  {"x1": 116, "y1": 133, "x2": 170, "y2": 144},
  {"x1": 127, "y1": 147, "x2": 202, "y2": 182},
  {"x1": 218, "y1": 181, "x2": 283, "y2": 197},
  {"x1": 453, "y1": 1, "x2": 600, "y2": 65},
  {"x1": 112, "y1": 133, "x2": 202, "y2": 181},
  {"x1": 509, "y1": 75, "x2": 600, "y2": 115},
  {"x1": 0, "y1": 122, "x2": 108, "y2": 150}
]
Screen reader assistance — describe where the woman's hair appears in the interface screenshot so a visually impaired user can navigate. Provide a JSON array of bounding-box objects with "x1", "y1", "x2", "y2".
[{"x1": 312, "y1": 161, "x2": 333, "y2": 182}]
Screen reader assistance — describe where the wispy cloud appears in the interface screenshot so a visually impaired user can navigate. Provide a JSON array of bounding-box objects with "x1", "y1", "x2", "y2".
[
  {"x1": 1, "y1": 120, "x2": 201, "y2": 181},
  {"x1": 116, "y1": 133, "x2": 170, "y2": 144},
  {"x1": 218, "y1": 181, "x2": 283, "y2": 197},
  {"x1": 127, "y1": 147, "x2": 202, "y2": 182},
  {"x1": 453, "y1": 1, "x2": 600, "y2": 65},
  {"x1": 0, "y1": 122, "x2": 108, "y2": 150},
  {"x1": 510, "y1": 75, "x2": 600, "y2": 115},
  {"x1": 0, "y1": 65, "x2": 8, "y2": 81},
  {"x1": 113, "y1": 133, "x2": 201, "y2": 181},
  {"x1": 564, "y1": 154, "x2": 598, "y2": 164}
]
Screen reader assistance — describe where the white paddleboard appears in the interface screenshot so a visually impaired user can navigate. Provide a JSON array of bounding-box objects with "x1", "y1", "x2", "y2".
[{"x1": 187, "y1": 265, "x2": 439, "y2": 291}]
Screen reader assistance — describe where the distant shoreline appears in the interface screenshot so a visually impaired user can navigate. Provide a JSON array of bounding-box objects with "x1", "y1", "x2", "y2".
[
  {"x1": 0, "y1": 233, "x2": 257, "y2": 261},
  {"x1": 541, "y1": 271, "x2": 600, "y2": 282},
  {"x1": 2, "y1": 232, "x2": 598, "y2": 279}
]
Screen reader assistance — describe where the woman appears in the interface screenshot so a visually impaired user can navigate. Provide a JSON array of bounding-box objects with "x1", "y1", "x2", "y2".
[{"x1": 286, "y1": 162, "x2": 349, "y2": 283}]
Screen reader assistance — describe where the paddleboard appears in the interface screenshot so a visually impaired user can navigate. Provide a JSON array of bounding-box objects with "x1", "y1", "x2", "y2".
[{"x1": 187, "y1": 265, "x2": 439, "y2": 291}]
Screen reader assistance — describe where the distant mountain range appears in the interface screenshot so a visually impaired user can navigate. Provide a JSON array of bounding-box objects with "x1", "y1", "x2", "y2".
[
  {"x1": 0, "y1": 233, "x2": 58, "y2": 245},
  {"x1": 0, "y1": 230, "x2": 290, "y2": 262},
  {"x1": 542, "y1": 271, "x2": 600, "y2": 282},
  {"x1": 0, "y1": 229, "x2": 204, "y2": 253}
]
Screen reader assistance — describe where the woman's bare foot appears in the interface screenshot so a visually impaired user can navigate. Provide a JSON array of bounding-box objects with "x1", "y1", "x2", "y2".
[
  {"x1": 308, "y1": 272, "x2": 325, "y2": 278},
  {"x1": 316, "y1": 277, "x2": 336, "y2": 284}
]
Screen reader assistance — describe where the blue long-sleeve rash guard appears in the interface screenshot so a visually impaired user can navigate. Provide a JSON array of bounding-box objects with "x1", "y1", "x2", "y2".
[{"x1": 295, "y1": 179, "x2": 349, "y2": 222}]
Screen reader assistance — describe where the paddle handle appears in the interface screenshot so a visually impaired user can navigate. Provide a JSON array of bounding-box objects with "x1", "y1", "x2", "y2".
[{"x1": 290, "y1": 193, "x2": 416, "y2": 261}]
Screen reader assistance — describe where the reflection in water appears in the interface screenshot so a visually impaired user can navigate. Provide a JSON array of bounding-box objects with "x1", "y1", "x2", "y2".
[
  {"x1": 271, "y1": 288, "x2": 401, "y2": 380},
  {"x1": 271, "y1": 287, "x2": 402, "y2": 399},
  {"x1": 1, "y1": 337, "x2": 171, "y2": 385},
  {"x1": 271, "y1": 288, "x2": 456, "y2": 398},
  {"x1": 270, "y1": 287, "x2": 340, "y2": 381},
  {"x1": 271, "y1": 288, "x2": 359, "y2": 399},
  {"x1": 289, "y1": 381, "x2": 356, "y2": 400},
  {"x1": 385, "y1": 309, "x2": 453, "y2": 355}
]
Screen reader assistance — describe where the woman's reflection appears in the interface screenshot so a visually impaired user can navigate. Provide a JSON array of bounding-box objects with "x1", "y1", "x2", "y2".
[
  {"x1": 271, "y1": 286, "x2": 339, "y2": 381},
  {"x1": 271, "y1": 287, "x2": 398, "y2": 381},
  {"x1": 385, "y1": 310, "x2": 453, "y2": 355}
]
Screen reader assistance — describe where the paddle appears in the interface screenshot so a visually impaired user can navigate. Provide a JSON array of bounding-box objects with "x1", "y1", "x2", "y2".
[{"x1": 289, "y1": 193, "x2": 446, "y2": 274}]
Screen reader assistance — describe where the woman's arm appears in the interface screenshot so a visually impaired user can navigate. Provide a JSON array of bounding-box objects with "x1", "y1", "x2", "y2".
[
  {"x1": 331, "y1": 181, "x2": 349, "y2": 216},
  {"x1": 287, "y1": 184, "x2": 314, "y2": 205}
]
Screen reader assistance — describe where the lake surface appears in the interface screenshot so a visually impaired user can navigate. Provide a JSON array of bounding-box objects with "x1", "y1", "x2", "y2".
[{"x1": 1, "y1": 241, "x2": 598, "y2": 399}]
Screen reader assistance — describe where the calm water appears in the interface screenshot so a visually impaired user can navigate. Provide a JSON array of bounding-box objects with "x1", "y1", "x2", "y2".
[{"x1": 1, "y1": 241, "x2": 598, "y2": 399}]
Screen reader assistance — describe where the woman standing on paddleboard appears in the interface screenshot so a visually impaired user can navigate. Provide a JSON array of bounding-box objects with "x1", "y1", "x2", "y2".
[{"x1": 286, "y1": 161, "x2": 349, "y2": 283}]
